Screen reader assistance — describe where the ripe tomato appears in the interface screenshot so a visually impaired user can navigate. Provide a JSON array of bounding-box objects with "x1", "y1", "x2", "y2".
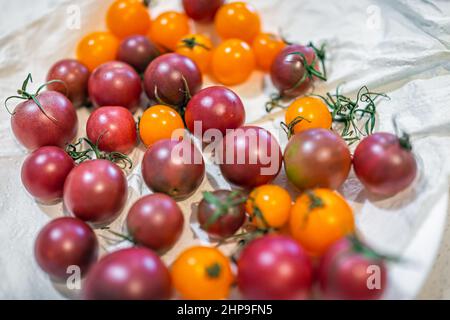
[
  {"x1": 284, "y1": 97, "x2": 332, "y2": 135},
  {"x1": 176, "y1": 34, "x2": 213, "y2": 73},
  {"x1": 171, "y1": 246, "x2": 233, "y2": 300},
  {"x1": 215, "y1": 2, "x2": 261, "y2": 43},
  {"x1": 139, "y1": 105, "x2": 184, "y2": 147},
  {"x1": 251, "y1": 33, "x2": 285, "y2": 71},
  {"x1": 289, "y1": 189, "x2": 355, "y2": 256},
  {"x1": 150, "y1": 11, "x2": 190, "y2": 51},
  {"x1": 106, "y1": 0, "x2": 151, "y2": 39},
  {"x1": 211, "y1": 39, "x2": 255, "y2": 85},
  {"x1": 76, "y1": 31, "x2": 119, "y2": 72},
  {"x1": 246, "y1": 185, "x2": 292, "y2": 229},
  {"x1": 182, "y1": 0, "x2": 224, "y2": 22}
]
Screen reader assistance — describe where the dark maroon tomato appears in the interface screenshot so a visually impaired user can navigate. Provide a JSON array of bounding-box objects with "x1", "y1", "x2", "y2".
[
  {"x1": 83, "y1": 247, "x2": 172, "y2": 300},
  {"x1": 218, "y1": 126, "x2": 282, "y2": 189},
  {"x1": 21, "y1": 146, "x2": 75, "y2": 204},
  {"x1": 185, "y1": 86, "x2": 245, "y2": 140},
  {"x1": 270, "y1": 44, "x2": 317, "y2": 98},
  {"x1": 237, "y1": 235, "x2": 313, "y2": 300},
  {"x1": 11, "y1": 90, "x2": 78, "y2": 151},
  {"x1": 117, "y1": 35, "x2": 160, "y2": 73},
  {"x1": 88, "y1": 61, "x2": 142, "y2": 112},
  {"x1": 284, "y1": 128, "x2": 351, "y2": 190},
  {"x1": 63, "y1": 159, "x2": 128, "y2": 226},
  {"x1": 142, "y1": 139, "x2": 205, "y2": 200},
  {"x1": 127, "y1": 193, "x2": 184, "y2": 251},
  {"x1": 182, "y1": 0, "x2": 224, "y2": 22},
  {"x1": 143, "y1": 53, "x2": 202, "y2": 107},
  {"x1": 197, "y1": 190, "x2": 246, "y2": 238},
  {"x1": 34, "y1": 217, "x2": 98, "y2": 281},
  {"x1": 46, "y1": 59, "x2": 90, "y2": 108},
  {"x1": 353, "y1": 132, "x2": 417, "y2": 197},
  {"x1": 86, "y1": 106, "x2": 137, "y2": 154},
  {"x1": 318, "y1": 237, "x2": 387, "y2": 300}
]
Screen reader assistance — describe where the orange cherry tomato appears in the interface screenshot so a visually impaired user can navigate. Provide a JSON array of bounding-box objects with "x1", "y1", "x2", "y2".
[
  {"x1": 176, "y1": 34, "x2": 213, "y2": 73},
  {"x1": 150, "y1": 11, "x2": 190, "y2": 51},
  {"x1": 139, "y1": 105, "x2": 185, "y2": 147},
  {"x1": 215, "y1": 2, "x2": 261, "y2": 43},
  {"x1": 289, "y1": 189, "x2": 355, "y2": 256},
  {"x1": 251, "y1": 33, "x2": 285, "y2": 71},
  {"x1": 106, "y1": 0, "x2": 151, "y2": 39},
  {"x1": 76, "y1": 31, "x2": 119, "y2": 72},
  {"x1": 285, "y1": 96, "x2": 332, "y2": 135},
  {"x1": 211, "y1": 39, "x2": 255, "y2": 85},
  {"x1": 246, "y1": 185, "x2": 292, "y2": 229},
  {"x1": 171, "y1": 246, "x2": 234, "y2": 300}
]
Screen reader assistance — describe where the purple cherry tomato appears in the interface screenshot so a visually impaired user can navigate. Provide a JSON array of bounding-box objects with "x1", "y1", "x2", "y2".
[
  {"x1": 182, "y1": 0, "x2": 224, "y2": 22},
  {"x1": 117, "y1": 35, "x2": 159, "y2": 73}
]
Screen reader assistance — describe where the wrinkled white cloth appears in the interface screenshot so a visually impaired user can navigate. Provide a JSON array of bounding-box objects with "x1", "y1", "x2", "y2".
[{"x1": 0, "y1": 0, "x2": 450, "y2": 299}]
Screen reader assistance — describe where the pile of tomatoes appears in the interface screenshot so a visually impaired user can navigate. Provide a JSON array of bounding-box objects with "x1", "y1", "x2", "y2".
[{"x1": 5, "y1": 0, "x2": 419, "y2": 300}]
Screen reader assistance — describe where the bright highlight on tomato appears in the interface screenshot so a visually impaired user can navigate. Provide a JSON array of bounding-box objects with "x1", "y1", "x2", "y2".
[
  {"x1": 252, "y1": 33, "x2": 285, "y2": 71},
  {"x1": 76, "y1": 31, "x2": 119, "y2": 72},
  {"x1": 106, "y1": 0, "x2": 151, "y2": 39},
  {"x1": 150, "y1": 11, "x2": 190, "y2": 51},
  {"x1": 285, "y1": 96, "x2": 332, "y2": 135},
  {"x1": 176, "y1": 34, "x2": 213, "y2": 73}
]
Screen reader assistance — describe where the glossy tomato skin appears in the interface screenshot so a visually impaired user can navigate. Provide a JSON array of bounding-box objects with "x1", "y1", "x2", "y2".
[
  {"x1": 219, "y1": 126, "x2": 282, "y2": 189},
  {"x1": 182, "y1": 0, "x2": 224, "y2": 22},
  {"x1": 144, "y1": 53, "x2": 202, "y2": 107},
  {"x1": 11, "y1": 91, "x2": 78, "y2": 151},
  {"x1": 117, "y1": 35, "x2": 159, "y2": 73},
  {"x1": 21, "y1": 146, "x2": 75, "y2": 204},
  {"x1": 284, "y1": 129, "x2": 351, "y2": 190},
  {"x1": 252, "y1": 33, "x2": 285, "y2": 71},
  {"x1": 318, "y1": 238, "x2": 387, "y2": 300},
  {"x1": 88, "y1": 61, "x2": 142, "y2": 112},
  {"x1": 76, "y1": 31, "x2": 119, "y2": 72},
  {"x1": 127, "y1": 193, "x2": 184, "y2": 251},
  {"x1": 237, "y1": 235, "x2": 313, "y2": 300},
  {"x1": 141, "y1": 139, "x2": 205, "y2": 200},
  {"x1": 86, "y1": 106, "x2": 137, "y2": 154},
  {"x1": 271, "y1": 44, "x2": 317, "y2": 98},
  {"x1": 34, "y1": 217, "x2": 98, "y2": 281},
  {"x1": 63, "y1": 160, "x2": 128, "y2": 226},
  {"x1": 150, "y1": 12, "x2": 190, "y2": 51},
  {"x1": 106, "y1": 0, "x2": 151, "y2": 39},
  {"x1": 353, "y1": 133, "x2": 417, "y2": 197},
  {"x1": 185, "y1": 86, "x2": 245, "y2": 140},
  {"x1": 83, "y1": 247, "x2": 171, "y2": 300},
  {"x1": 46, "y1": 59, "x2": 90, "y2": 108}
]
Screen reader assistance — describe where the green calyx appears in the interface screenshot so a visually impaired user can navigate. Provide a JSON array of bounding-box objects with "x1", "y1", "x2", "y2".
[{"x1": 202, "y1": 191, "x2": 247, "y2": 229}]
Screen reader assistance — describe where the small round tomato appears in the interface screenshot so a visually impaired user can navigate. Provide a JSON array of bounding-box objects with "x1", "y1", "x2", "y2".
[
  {"x1": 246, "y1": 185, "x2": 292, "y2": 229},
  {"x1": 215, "y1": 2, "x2": 261, "y2": 43},
  {"x1": 171, "y1": 246, "x2": 233, "y2": 300},
  {"x1": 252, "y1": 33, "x2": 285, "y2": 71},
  {"x1": 285, "y1": 97, "x2": 332, "y2": 135},
  {"x1": 176, "y1": 34, "x2": 213, "y2": 73},
  {"x1": 150, "y1": 11, "x2": 190, "y2": 51},
  {"x1": 77, "y1": 31, "x2": 119, "y2": 72},
  {"x1": 289, "y1": 189, "x2": 355, "y2": 256},
  {"x1": 212, "y1": 39, "x2": 255, "y2": 85},
  {"x1": 139, "y1": 105, "x2": 184, "y2": 147},
  {"x1": 106, "y1": 0, "x2": 151, "y2": 39}
]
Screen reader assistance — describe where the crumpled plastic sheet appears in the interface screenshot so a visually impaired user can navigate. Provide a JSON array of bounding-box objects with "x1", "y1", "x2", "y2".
[{"x1": 1, "y1": 0, "x2": 450, "y2": 299}]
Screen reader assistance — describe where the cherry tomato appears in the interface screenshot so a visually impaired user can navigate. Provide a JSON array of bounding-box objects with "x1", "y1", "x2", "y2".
[
  {"x1": 215, "y1": 2, "x2": 261, "y2": 43},
  {"x1": 251, "y1": 33, "x2": 285, "y2": 71},
  {"x1": 246, "y1": 185, "x2": 292, "y2": 229},
  {"x1": 289, "y1": 189, "x2": 355, "y2": 256},
  {"x1": 117, "y1": 35, "x2": 160, "y2": 73},
  {"x1": 182, "y1": 0, "x2": 224, "y2": 22},
  {"x1": 171, "y1": 246, "x2": 233, "y2": 300},
  {"x1": 284, "y1": 96, "x2": 332, "y2": 134},
  {"x1": 211, "y1": 39, "x2": 255, "y2": 85},
  {"x1": 76, "y1": 31, "x2": 119, "y2": 72},
  {"x1": 106, "y1": 0, "x2": 151, "y2": 39},
  {"x1": 150, "y1": 11, "x2": 190, "y2": 51},
  {"x1": 176, "y1": 34, "x2": 213, "y2": 73},
  {"x1": 139, "y1": 105, "x2": 184, "y2": 147}
]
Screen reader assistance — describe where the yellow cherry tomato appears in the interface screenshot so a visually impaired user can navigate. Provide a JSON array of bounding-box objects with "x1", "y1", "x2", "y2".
[
  {"x1": 285, "y1": 96, "x2": 332, "y2": 134},
  {"x1": 215, "y1": 2, "x2": 261, "y2": 43},
  {"x1": 150, "y1": 11, "x2": 190, "y2": 51},
  {"x1": 76, "y1": 31, "x2": 119, "y2": 72},
  {"x1": 211, "y1": 39, "x2": 255, "y2": 86},
  {"x1": 289, "y1": 189, "x2": 355, "y2": 256},
  {"x1": 139, "y1": 105, "x2": 185, "y2": 147},
  {"x1": 176, "y1": 34, "x2": 213, "y2": 73},
  {"x1": 251, "y1": 33, "x2": 285, "y2": 71},
  {"x1": 246, "y1": 185, "x2": 292, "y2": 229},
  {"x1": 106, "y1": 0, "x2": 151, "y2": 39},
  {"x1": 171, "y1": 246, "x2": 234, "y2": 300}
]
